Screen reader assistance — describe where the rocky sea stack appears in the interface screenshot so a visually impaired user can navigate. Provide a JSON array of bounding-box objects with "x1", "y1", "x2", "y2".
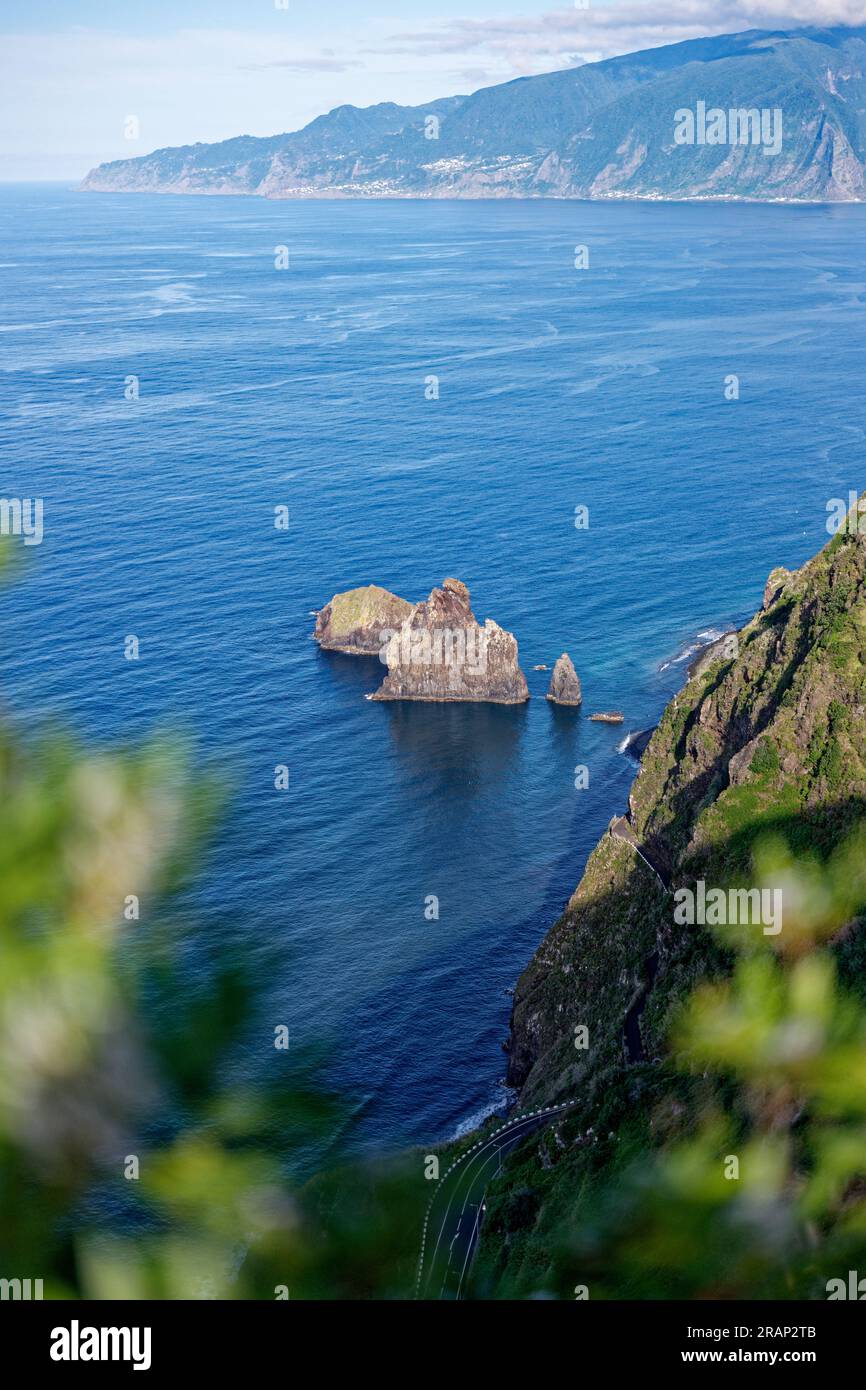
[
  {"x1": 546, "y1": 653, "x2": 582, "y2": 707},
  {"x1": 313, "y1": 584, "x2": 412, "y2": 655},
  {"x1": 371, "y1": 578, "x2": 529, "y2": 704}
]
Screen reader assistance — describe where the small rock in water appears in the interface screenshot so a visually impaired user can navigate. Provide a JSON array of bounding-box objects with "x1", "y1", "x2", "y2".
[{"x1": 546, "y1": 653, "x2": 582, "y2": 707}]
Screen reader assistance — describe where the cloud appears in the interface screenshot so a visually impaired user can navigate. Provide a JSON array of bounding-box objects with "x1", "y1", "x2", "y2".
[
  {"x1": 5, "y1": 5, "x2": 864, "y2": 179},
  {"x1": 375, "y1": 2, "x2": 866, "y2": 77},
  {"x1": 0, "y1": 25, "x2": 443, "y2": 178},
  {"x1": 240, "y1": 58, "x2": 363, "y2": 72}
]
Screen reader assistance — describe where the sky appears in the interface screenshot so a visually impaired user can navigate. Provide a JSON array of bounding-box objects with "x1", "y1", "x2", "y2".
[{"x1": 1, "y1": 0, "x2": 862, "y2": 180}]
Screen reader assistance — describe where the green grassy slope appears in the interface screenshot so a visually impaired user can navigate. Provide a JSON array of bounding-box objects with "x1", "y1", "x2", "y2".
[{"x1": 478, "y1": 506, "x2": 866, "y2": 1298}]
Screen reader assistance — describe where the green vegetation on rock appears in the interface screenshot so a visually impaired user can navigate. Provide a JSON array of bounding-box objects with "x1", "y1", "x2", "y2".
[{"x1": 480, "y1": 510, "x2": 866, "y2": 1299}]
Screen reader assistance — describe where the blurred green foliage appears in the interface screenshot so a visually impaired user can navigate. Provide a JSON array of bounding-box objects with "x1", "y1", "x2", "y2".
[{"x1": 0, "y1": 697, "x2": 424, "y2": 1298}]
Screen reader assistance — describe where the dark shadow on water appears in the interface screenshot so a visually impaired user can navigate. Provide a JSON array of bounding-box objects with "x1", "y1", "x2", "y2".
[
  {"x1": 378, "y1": 697, "x2": 529, "y2": 789},
  {"x1": 546, "y1": 699, "x2": 585, "y2": 755},
  {"x1": 315, "y1": 645, "x2": 533, "y2": 805},
  {"x1": 315, "y1": 647, "x2": 384, "y2": 697}
]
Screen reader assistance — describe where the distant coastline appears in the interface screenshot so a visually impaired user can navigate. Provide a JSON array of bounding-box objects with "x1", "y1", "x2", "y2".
[
  {"x1": 80, "y1": 24, "x2": 866, "y2": 206},
  {"x1": 79, "y1": 184, "x2": 865, "y2": 207}
]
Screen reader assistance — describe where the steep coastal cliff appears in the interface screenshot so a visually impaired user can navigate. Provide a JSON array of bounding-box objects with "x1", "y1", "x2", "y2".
[
  {"x1": 510, "y1": 514, "x2": 866, "y2": 1103},
  {"x1": 479, "y1": 509, "x2": 866, "y2": 1294}
]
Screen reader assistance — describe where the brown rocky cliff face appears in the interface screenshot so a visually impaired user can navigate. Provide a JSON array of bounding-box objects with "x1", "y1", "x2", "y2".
[{"x1": 371, "y1": 578, "x2": 529, "y2": 704}]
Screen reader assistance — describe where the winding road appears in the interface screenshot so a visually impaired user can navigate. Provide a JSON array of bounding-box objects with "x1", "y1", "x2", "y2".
[
  {"x1": 415, "y1": 1103, "x2": 576, "y2": 1300},
  {"x1": 609, "y1": 815, "x2": 672, "y2": 892},
  {"x1": 415, "y1": 816, "x2": 672, "y2": 1297},
  {"x1": 609, "y1": 814, "x2": 672, "y2": 1063}
]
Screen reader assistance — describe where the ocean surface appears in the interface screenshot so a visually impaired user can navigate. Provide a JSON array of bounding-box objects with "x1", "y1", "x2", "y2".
[{"x1": 1, "y1": 185, "x2": 865, "y2": 1169}]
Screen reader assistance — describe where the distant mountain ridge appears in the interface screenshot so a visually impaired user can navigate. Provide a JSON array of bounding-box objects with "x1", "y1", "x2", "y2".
[{"x1": 82, "y1": 25, "x2": 866, "y2": 202}]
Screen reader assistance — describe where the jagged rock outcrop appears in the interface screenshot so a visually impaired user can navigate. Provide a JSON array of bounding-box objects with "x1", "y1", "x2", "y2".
[
  {"x1": 763, "y1": 565, "x2": 794, "y2": 610},
  {"x1": 546, "y1": 654, "x2": 582, "y2": 707},
  {"x1": 313, "y1": 584, "x2": 412, "y2": 656},
  {"x1": 371, "y1": 578, "x2": 529, "y2": 704}
]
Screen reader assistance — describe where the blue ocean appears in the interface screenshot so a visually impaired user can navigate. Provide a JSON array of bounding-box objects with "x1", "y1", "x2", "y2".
[{"x1": 1, "y1": 185, "x2": 864, "y2": 1166}]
